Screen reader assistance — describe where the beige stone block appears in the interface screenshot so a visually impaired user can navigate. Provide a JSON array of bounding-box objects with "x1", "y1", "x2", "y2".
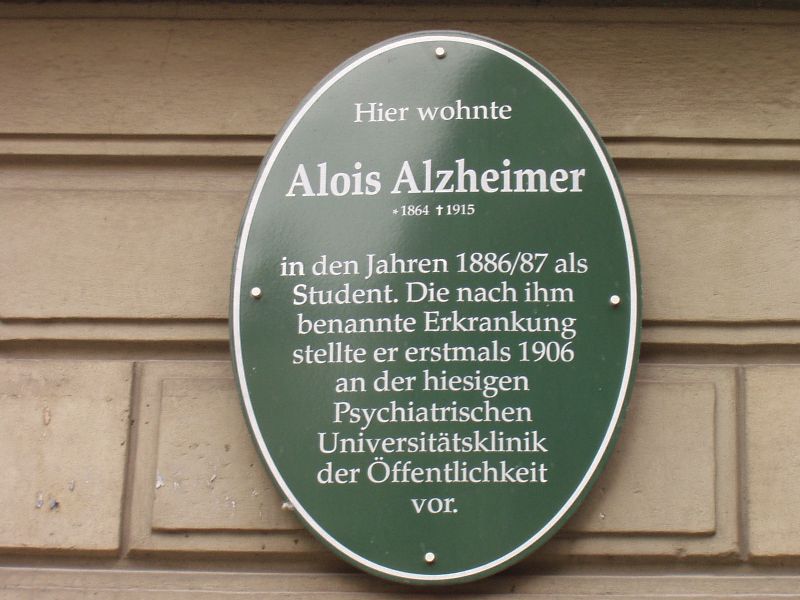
[
  {"x1": 0, "y1": 360, "x2": 132, "y2": 553},
  {"x1": 1, "y1": 161, "x2": 798, "y2": 328},
  {"x1": 152, "y1": 377, "x2": 297, "y2": 532},
  {"x1": 566, "y1": 381, "x2": 715, "y2": 535},
  {"x1": 129, "y1": 361, "x2": 737, "y2": 559},
  {"x1": 0, "y1": 17, "x2": 797, "y2": 140},
  {"x1": 0, "y1": 188, "x2": 244, "y2": 320},
  {"x1": 631, "y1": 195, "x2": 800, "y2": 323},
  {"x1": 746, "y1": 366, "x2": 800, "y2": 558},
  {"x1": 544, "y1": 365, "x2": 738, "y2": 559},
  {"x1": 129, "y1": 361, "x2": 315, "y2": 555}
]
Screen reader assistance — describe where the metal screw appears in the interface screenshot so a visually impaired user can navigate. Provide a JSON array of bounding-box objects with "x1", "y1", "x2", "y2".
[
  {"x1": 435, "y1": 47, "x2": 446, "y2": 59},
  {"x1": 424, "y1": 551, "x2": 436, "y2": 564},
  {"x1": 609, "y1": 294, "x2": 621, "y2": 307},
  {"x1": 251, "y1": 287, "x2": 263, "y2": 299}
]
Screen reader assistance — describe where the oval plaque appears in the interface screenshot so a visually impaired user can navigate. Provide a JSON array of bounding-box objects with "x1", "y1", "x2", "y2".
[{"x1": 231, "y1": 31, "x2": 641, "y2": 584}]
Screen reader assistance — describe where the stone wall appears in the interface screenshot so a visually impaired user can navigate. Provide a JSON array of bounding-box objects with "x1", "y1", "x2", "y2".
[{"x1": 1, "y1": 3, "x2": 799, "y2": 597}]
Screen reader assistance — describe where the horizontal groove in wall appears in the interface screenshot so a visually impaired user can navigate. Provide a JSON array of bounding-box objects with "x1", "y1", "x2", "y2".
[
  {"x1": 1, "y1": 3, "x2": 799, "y2": 23},
  {"x1": 5, "y1": 566, "x2": 800, "y2": 597},
  {"x1": 1, "y1": 135, "x2": 799, "y2": 162},
  {"x1": 2, "y1": 320, "x2": 800, "y2": 348}
]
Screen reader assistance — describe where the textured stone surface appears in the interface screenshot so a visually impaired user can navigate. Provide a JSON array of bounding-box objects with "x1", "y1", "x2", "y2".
[
  {"x1": 0, "y1": 188, "x2": 244, "y2": 320},
  {"x1": 0, "y1": 360, "x2": 132, "y2": 553},
  {"x1": 129, "y1": 362, "x2": 738, "y2": 558},
  {"x1": 746, "y1": 366, "x2": 800, "y2": 558},
  {"x1": 4, "y1": 567, "x2": 800, "y2": 599},
  {"x1": 0, "y1": 17, "x2": 797, "y2": 139},
  {"x1": 567, "y1": 381, "x2": 716, "y2": 534},
  {"x1": 544, "y1": 365, "x2": 738, "y2": 559},
  {"x1": 129, "y1": 361, "x2": 311, "y2": 555},
  {"x1": 2, "y1": 167, "x2": 797, "y2": 324},
  {"x1": 152, "y1": 377, "x2": 297, "y2": 532}
]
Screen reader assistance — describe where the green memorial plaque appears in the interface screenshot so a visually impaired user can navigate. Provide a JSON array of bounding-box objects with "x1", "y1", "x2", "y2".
[{"x1": 231, "y1": 31, "x2": 641, "y2": 584}]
